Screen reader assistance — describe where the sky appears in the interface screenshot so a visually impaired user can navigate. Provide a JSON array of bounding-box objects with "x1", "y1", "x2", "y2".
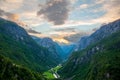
[{"x1": 0, "y1": 0, "x2": 120, "y2": 44}]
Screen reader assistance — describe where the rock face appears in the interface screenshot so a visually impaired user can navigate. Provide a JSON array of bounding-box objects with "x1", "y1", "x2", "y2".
[
  {"x1": 77, "y1": 19, "x2": 120, "y2": 50},
  {"x1": 32, "y1": 36, "x2": 64, "y2": 61},
  {"x1": 0, "y1": 18, "x2": 60, "y2": 72}
]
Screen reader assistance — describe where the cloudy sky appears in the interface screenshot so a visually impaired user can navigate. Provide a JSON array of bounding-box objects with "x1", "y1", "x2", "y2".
[{"x1": 0, "y1": 0, "x2": 120, "y2": 44}]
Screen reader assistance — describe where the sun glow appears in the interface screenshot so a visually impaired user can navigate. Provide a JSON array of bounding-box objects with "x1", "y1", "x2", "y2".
[{"x1": 53, "y1": 38, "x2": 70, "y2": 44}]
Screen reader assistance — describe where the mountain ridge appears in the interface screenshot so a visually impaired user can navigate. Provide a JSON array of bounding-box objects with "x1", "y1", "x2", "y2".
[
  {"x1": 0, "y1": 17, "x2": 60, "y2": 72},
  {"x1": 59, "y1": 19, "x2": 120, "y2": 80},
  {"x1": 32, "y1": 36, "x2": 64, "y2": 62},
  {"x1": 77, "y1": 19, "x2": 120, "y2": 50}
]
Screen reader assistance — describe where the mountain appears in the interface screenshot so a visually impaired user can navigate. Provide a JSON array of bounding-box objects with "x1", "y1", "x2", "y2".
[
  {"x1": 77, "y1": 19, "x2": 120, "y2": 50},
  {"x1": 0, "y1": 55, "x2": 46, "y2": 80},
  {"x1": 61, "y1": 44, "x2": 76, "y2": 60},
  {"x1": 59, "y1": 19, "x2": 120, "y2": 80},
  {"x1": 0, "y1": 18, "x2": 60, "y2": 72},
  {"x1": 32, "y1": 36, "x2": 65, "y2": 61},
  {"x1": 32, "y1": 36, "x2": 76, "y2": 61}
]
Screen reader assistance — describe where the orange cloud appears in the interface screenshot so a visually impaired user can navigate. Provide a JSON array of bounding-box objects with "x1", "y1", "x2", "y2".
[
  {"x1": 8, "y1": 14, "x2": 19, "y2": 21},
  {"x1": 53, "y1": 38, "x2": 70, "y2": 44}
]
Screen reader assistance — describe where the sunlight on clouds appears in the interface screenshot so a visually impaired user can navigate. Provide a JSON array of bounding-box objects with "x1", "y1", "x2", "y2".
[
  {"x1": 29, "y1": 32, "x2": 70, "y2": 44},
  {"x1": 53, "y1": 38, "x2": 70, "y2": 44},
  {"x1": 91, "y1": 0, "x2": 120, "y2": 23},
  {"x1": 9, "y1": 14, "x2": 19, "y2": 21},
  {"x1": 48, "y1": 31, "x2": 78, "y2": 44},
  {"x1": 49, "y1": 31, "x2": 77, "y2": 37},
  {"x1": 0, "y1": 0, "x2": 23, "y2": 11},
  {"x1": 19, "y1": 12, "x2": 45, "y2": 27}
]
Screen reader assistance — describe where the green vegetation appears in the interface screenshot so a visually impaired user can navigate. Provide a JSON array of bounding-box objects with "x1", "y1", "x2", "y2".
[
  {"x1": 59, "y1": 31, "x2": 120, "y2": 80},
  {"x1": 43, "y1": 65, "x2": 62, "y2": 80},
  {"x1": 0, "y1": 18, "x2": 61, "y2": 80},
  {"x1": 0, "y1": 55, "x2": 46, "y2": 80},
  {"x1": 0, "y1": 18, "x2": 60, "y2": 72},
  {"x1": 53, "y1": 65, "x2": 62, "y2": 72},
  {"x1": 0, "y1": 28, "x2": 48, "y2": 72},
  {"x1": 44, "y1": 70, "x2": 55, "y2": 79}
]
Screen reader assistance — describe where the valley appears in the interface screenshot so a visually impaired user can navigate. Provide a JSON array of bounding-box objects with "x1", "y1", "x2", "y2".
[
  {"x1": 0, "y1": 18, "x2": 74, "y2": 80},
  {"x1": 0, "y1": 10, "x2": 120, "y2": 80},
  {"x1": 1, "y1": 0, "x2": 120, "y2": 80}
]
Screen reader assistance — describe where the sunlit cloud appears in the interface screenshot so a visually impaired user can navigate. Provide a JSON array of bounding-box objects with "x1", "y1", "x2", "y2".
[
  {"x1": 49, "y1": 31, "x2": 77, "y2": 37},
  {"x1": 0, "y1": 9, "x2": 20, "y2": 22},
  {"x1": 0, "y1": 0, "x2": 23, "y2": 11},
  {"x1": 53, "y1": 38, "x2": 70, "y2": 44},
  {"x1": 90, "y1": 0, "x2": 120, "y2": 23},
  {"x1": 20, "y1": 12, "x2": 44, "y2": 27},
  {"x1": 51, "y1": 31, "x2": 77, "y2": 43}
]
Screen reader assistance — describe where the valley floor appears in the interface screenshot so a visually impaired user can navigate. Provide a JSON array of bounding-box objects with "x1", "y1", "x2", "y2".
[{"x1": 43, "y1": 64, "x2": 62, "y2": 79}]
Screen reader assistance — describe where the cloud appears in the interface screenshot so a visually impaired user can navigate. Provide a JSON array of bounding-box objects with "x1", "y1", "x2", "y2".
[
  {"x1": 54, "y1": 28, "x2": 75, "y2": 32},
  {"x1": 29, "y1": 33, "x2": 47, "y2": 38},
  {"x1": 0, "y1": 0, "x2": 23, "y2": 11},
  {"x1": 72, "y1": 0, "x2": 120, "y2": 25},
  {"x1": 20, "y1": 12, "x2": 45, "y2": 27},
  {"x1": 49, "y1": 31, "x2": 76, "y2": 43},
  {"x1": 49, "y1": 31, "x2": 75, "y2": 44},
  {"x1": 0, "y1": 0, "x2": 22, "y2": 22},
  {"x1": 52, "y1": 20, "x2": 95, "y2": 28},
  {"x1": 91, "y1": 0, "x2": 120, "y2": 23},
  {"x1": 79, "y1": 4, "x2": 89, "y2": 9},
  {"x1": 27, "y1": 28, "x2": 41, "y2": 34},
  {"x1": 50, "y1": 31, "x2": 87, "y2": 44},
  {"x1": 64, "y1": 32, "x2": 87, "y2": 43},
  {"x1": 95, "y1": 0, "x2": 105, "y2": 4},
  {"x1": 0, "y1": 9, "x2": 19, "y2": 21},
  {"x1": 17, "y1": 0, "x2": 39, "y2": 12},
  {"x1": 70, "y1": 0, "x2": 78, "y2": 4},
  {"x1": 53, "y1": 37, "x2": 70, "y2": 44},
  {"x1": 49, "y1": 31, "x2": 76, "y2": 37},
  {"x1": 37, "y1": 0, "x2": 70, "y2": 25}
]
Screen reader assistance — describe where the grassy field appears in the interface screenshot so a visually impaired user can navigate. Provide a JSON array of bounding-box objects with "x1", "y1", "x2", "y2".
[{"x1": 43, "y1": 65, "x2": 62, "y2": 79}]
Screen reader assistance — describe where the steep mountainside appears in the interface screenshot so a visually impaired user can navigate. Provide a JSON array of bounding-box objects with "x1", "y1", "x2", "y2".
[
  {"x1": 59, "y1": 20, "x2": 120, "y2": 80},
  {"x1": 0, "y1": 18, "x2": 60, "y2": 72},
  {"x1": 59, "y1": 30, "x2": 120, "y2": 80},
  {"x1": 77, "y1": 19, "x2": 120, "y2": 50},
  {"x1": 0, "y1": 55, "x2": 46, "y2": 80},
  {"x1": 32, "y1": 36, "x2": 65, "y2": 60},
  {"x1": 61, "y1": 44, "x2": 76, "y2": 60}
]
